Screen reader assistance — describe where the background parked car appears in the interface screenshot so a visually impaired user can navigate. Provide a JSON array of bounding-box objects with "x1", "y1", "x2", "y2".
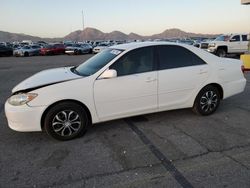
[
  {"x1": 13, "y1": 45, "x2": 41, "y2": 57},
  {"x1": 65, "y1": 43, "x2": 92, "y2": 55},
  {"x1": 203, "y1": 34, "x2": 249, "y2": 57},
  {"x1": 40, "y1": 43, "x2": 65, "y2": 55},
  {"x1": 93, "y1": 43, "x2": 110, "y2": 53},
  {"x1": 177, "y1": 39, "x2": 195, "y2": 45},
  {"x1": 36, "y1": 41, "x2": 48, "y2": 48},
  {"x1": 0, "y1": 45, "x2": 13, "y2": 57}
]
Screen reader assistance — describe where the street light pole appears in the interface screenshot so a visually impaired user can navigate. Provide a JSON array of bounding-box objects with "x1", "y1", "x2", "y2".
[{"x1": 82, "y1": 10, "x2": 84, "y2": 31}]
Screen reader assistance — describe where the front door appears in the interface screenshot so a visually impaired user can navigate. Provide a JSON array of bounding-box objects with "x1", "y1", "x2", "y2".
[{"x1": 94, "y1": 46, "x2": 158, "y2": 121}]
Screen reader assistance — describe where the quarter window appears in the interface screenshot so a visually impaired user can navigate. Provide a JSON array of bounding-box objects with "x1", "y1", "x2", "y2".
[
  {"x1": 110, "y1": 47, "x2": 154, "y2": 76},
  {"x1": 158, "y1": 45, "x2": 206, "y2": 70}
]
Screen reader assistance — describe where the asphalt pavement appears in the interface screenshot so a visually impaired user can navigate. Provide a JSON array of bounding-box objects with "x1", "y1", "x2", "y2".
[{"x1": 0, "y1": 55, "x2": 250, "y2": 188}]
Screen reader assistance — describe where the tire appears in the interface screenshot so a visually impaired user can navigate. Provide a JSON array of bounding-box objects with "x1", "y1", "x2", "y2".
[
  {"x1": 216, "y1": 48, "x2": 226, "y2": 57},
  {"x1": 193, "y1": 85, "x2": 220, "y2": 116},
  {"x1": 24, "y1": 52, "x2": 29, "y2": 57},
  {"x1": 44, "y1": 102, "x2": 89, "y2": 141},
  {"x1": 74, "y1": 49, "x2": 78, "y2": 55},
  {"x1": 89, "y1": 49, "x2": 93, "y2": 54}
]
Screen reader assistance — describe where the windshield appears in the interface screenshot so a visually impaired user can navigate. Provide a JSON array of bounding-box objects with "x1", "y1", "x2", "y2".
[
  {"x1": 75, "y1": 48, "x2": 123, "y2": 76},
  {"x1": 23, "y1": 46, "x2": 30, "y2": 49},
  {"x1": 44, "y1": 45, "x2": 53, "y2": 49},
  {"x1": 214, "y1": 35, "x2": 230, "y2": 41}
]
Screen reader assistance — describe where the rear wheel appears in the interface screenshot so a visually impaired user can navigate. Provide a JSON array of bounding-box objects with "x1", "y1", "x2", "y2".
[
  {"x1": 44, "y1": 102, "x2": 89, "y2": 141},
  {"x1": 193, "y1": 85, "x2": 220, "y2": 115},
  {"x1": 74, "y1": 49, "x2": 78, "y2": 55}
]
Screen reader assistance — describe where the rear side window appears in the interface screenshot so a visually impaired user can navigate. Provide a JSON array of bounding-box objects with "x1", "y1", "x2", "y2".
[
  {"x1": 157, "y1": 45, "x2": 206, "y2": 70},
  {"x1": 242, "y1": 35, "x2": 248, "y2": 41}
]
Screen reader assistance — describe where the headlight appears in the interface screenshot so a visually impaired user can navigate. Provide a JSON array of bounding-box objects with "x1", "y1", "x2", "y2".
[
  {"x1": 208, "y1": 43, "x2": 216, "y2": 47},
  {"x1": 8, "y1": 93, "x2": 38, "y2": 106}
]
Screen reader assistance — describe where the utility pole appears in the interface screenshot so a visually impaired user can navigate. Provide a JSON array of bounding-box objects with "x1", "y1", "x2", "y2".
[{"x1": 82, "y1": 10, "x2": 84, "y2": 31}]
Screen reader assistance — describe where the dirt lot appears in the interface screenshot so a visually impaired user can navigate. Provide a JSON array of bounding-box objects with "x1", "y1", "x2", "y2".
[{"x1": 0, "y1": 55, "x2": 250, "y2": 188}]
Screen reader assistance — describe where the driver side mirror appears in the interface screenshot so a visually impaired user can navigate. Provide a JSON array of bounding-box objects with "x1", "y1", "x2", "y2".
[
  {"x1": 98, "y1": 69, "x2": 117, "y2": 79},
  {"x1": 230, "y1": 38, "x2": 236, "y2": 42}
]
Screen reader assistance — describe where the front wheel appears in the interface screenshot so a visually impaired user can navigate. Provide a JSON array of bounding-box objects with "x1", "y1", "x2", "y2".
[
  {"x1": 216, "y1": 48, "x2": 226, "y2": 57},
  {"x1": 24, "y1": 52, "x2": 29, "y2": 57},
  {"x1": 74, "y1": 49, "x2": 78, "y2": 55},
  {"x1": 193, "y1": 86, "x2": 220, "y2": 115},
  {"x1": 44, "y1": 102, "x2": 89, "y2": 141}
]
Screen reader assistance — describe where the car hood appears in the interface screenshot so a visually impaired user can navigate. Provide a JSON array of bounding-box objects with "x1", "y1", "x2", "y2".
[
  {"x1": 12, "y1": 67, "x2": 82, "y2": 93},
  {"x1": 208, "y1": 41, "x2": 228, "y2": 45}
]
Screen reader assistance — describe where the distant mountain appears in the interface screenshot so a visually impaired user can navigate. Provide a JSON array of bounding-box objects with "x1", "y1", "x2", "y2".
[
  {"x1": 65, "y1": 28, "x2": 106, "y2": 41},
  {"x1": 0, "y1": 27, "x2": 217, "y2": 42},
  {"x1": 0, "y1": 31, "x2": 62, "y2": 42},
  {"x1": 64, "y1": 28, "x2": 129, "y2": 41},
  {"x1": 0, "y1": 31, "x2": 42, "y2": 42},
  {"x1": 64, "y1": 27, "x2": 217, "y2": 41},
  {"x1": 151, "y1": 28, "x2": 216, "y2": 39},
  {"x1": 128, "y1": 32, "x2": 144, "y2": 40}
]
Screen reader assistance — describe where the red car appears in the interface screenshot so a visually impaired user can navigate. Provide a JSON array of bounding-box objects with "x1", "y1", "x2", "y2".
[{"x1": 40, "y1": 43, "x2": 65, "y2": 55}]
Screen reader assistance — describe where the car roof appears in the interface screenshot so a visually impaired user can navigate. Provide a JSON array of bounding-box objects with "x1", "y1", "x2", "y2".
[{"x1": 111, "y1": 41, "x2": 182, "y2": 51}]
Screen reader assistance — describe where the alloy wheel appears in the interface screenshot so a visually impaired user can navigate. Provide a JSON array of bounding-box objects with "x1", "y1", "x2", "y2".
[
  {"x1": 52, "y1": 110, "x2": 81, "y2": 137},
  {"x1": 200, "y1": 91, "x2": 218, "y2": 113}
]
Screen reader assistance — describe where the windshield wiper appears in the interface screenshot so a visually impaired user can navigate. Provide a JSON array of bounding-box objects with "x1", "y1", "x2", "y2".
[
  {"x1": 71, "y1": 66, "x2": 90, "y2": 77},
  {"x1": 71, "y1": 66, "x2": 80, "y2": 75}
]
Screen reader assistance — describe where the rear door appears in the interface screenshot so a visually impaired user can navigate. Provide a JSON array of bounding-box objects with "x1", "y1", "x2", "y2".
[
  {"x1": 241, "y1": 35, "x2": 249, "y2": 53},
  {"x1": 156, "y1": 45, "x2": 210, "y2": 110}
]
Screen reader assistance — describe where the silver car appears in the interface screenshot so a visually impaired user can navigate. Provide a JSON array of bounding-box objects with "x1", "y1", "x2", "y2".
[
  {"x1": 65, "y1": 43, "x2": 92, "y2": 55},
  {"x1": 13, "y1": 45, "x2": 41, "y2": 57}
]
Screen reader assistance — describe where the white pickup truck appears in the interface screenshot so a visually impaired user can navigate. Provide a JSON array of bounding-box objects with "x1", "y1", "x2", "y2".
[{"x1": 202, "y1": 34, "x2": 249, "y2": 57}]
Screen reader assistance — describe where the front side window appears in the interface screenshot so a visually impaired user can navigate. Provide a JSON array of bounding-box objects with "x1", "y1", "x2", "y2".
[
  {"x1": 110, "y1": 47, "x2": 154, "y2": 76},
  {"x1": 75, "y1": 49, "x2": 122, "y2": 76},
  {"x1": 231, "y1": 35, "x2": 240, "y2": 42},
  {"x1": 158, "y1": 45, "x2": 206, "y2": 70}
]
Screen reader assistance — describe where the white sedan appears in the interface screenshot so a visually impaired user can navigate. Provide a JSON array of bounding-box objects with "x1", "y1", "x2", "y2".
[{"x1": 5, "y1": 42, "x2": 246, "y2": 140}]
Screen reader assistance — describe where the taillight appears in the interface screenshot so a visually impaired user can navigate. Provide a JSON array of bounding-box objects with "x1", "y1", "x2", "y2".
[{"x1": 241, "y1": 65, "x2": 245, "y2": 74}]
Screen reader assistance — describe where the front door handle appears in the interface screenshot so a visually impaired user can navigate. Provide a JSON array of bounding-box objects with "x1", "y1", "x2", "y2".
[{"x1": 199, "y1": 69, "x2": 208, "y2": 74}]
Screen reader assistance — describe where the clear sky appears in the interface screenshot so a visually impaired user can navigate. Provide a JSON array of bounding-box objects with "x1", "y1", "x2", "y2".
[{"x1": 0, "y1": 0, "x2": 249, "y2": 38}]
